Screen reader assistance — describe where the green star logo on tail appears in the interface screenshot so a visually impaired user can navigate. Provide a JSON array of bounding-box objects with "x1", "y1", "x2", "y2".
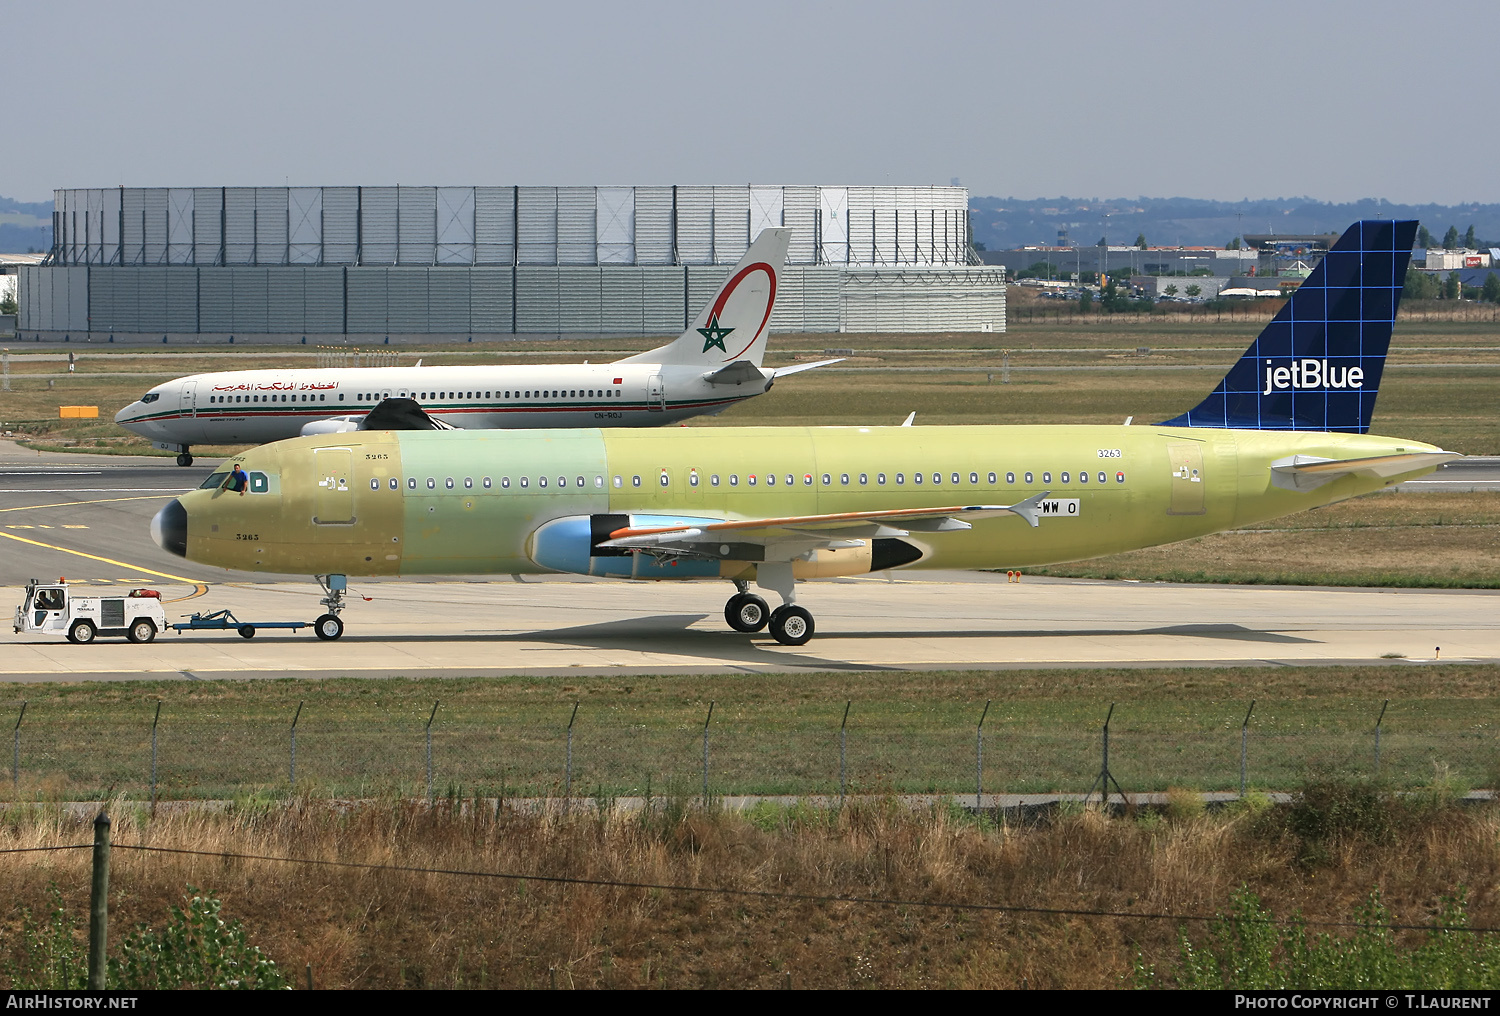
[{"x1": 697, "y1": 314, "x2": 735, "y2": 354}]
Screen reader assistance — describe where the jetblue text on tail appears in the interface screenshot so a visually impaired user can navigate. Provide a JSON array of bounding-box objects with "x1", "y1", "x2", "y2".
[{"x1": 1262, "y1": 360, "x2": 1365, "y2": 395}]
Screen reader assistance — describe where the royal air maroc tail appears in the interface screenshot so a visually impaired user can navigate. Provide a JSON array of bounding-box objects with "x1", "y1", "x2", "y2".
[
  {"x1": 152, "y1": 220, "x2": 1459, "y2": 646},
  {"x1": 114, "y1": 228, "x2": 834, "y2": 465}
]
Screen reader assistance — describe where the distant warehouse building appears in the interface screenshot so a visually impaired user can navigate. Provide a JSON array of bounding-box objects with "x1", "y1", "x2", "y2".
[{"x1": 19, "y1": 184, "x2": 1004, "y2": 341}]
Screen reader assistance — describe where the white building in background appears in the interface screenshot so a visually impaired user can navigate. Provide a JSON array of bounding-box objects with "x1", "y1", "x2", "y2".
[
  {"x1": 19, "y1": 184, "x2": 1005, "y2": 341},
  {"x1": 1423, "y1": 249, "x2": 1492, "y2": 270},
  {"x1": 0, "y1": 253, "x2": 44, "y2": 307}
]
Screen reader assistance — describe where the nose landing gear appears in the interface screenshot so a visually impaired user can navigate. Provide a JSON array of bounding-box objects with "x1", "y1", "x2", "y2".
[
  {"x1": 176, "y1": 451, "x2": 193, "y2": 467},
  {"x1": 313, "y1": 574, "x2": 348, "y2": 640}
]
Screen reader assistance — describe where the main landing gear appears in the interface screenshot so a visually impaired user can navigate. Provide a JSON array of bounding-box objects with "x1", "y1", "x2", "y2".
[
  {"x1": 313, "y1": 574, "x2": 348, "y2": 640},
  {"x1": 724, "y1": 566, "x2": 815, "y2": 647}
]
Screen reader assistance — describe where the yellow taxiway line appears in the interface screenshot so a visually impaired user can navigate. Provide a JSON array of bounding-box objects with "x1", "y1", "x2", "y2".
[
  {"x1": 0, "y1": 494, "x2": 180, "y2": 514},
  {"x1": 0, "y1": 529, "x2": 207, "y2": 601}
]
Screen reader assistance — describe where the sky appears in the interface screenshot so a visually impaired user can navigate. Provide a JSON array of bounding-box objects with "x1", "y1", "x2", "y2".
[{"x1": 7, "y1": 0, "x2": 1497, "y2": 205}]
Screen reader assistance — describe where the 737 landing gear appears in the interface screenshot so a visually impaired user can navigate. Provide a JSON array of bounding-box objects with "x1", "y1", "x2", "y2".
[
  {"x1": 754, "y1": 563, "x2": 816, "y2": 647},
  {"x1": 313, "y1": 573, "x2": 348, "y2": 641},
  {"x1": 175, "y1": 450, "x2": 193, "y2": 467},
  {"x1": 724, "y1": 580, "x2": 770, "y2": 632}
]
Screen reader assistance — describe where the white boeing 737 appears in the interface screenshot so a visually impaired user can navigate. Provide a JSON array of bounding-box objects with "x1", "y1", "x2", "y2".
[{"x1": 115, "y1": 229, "x2": 834, "y2": 465}]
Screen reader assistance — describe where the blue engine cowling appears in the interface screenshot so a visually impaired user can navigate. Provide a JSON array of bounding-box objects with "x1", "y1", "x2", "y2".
[{"x1": 528, "y1": 514, "x2": 724, "y2": 579}]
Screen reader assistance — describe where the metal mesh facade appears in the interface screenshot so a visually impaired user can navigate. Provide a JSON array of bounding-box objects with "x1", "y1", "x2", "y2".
[{"x1": 21, "y1": 184, "x2": 1004, "y2": 337}]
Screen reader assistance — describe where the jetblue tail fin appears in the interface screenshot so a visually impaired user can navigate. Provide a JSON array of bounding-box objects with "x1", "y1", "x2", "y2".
[
  {"x1": 1159, "y1": 219, "x2": 1417, "y2": 434},
  {"x1": 617, "y1": 228, "x2": 790, "y2": 368}
]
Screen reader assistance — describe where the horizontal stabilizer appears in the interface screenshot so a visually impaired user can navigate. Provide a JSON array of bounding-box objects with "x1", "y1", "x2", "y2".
[
  {"x1": 771, "y1": 358, "x2": 844, "y2": 378},
  {"x1": 358, "y1": 397, "x2": 458, "y2": 432},
  {"x1": 1269, "y1": 451, "x2": 1461, "y2": 491},
  {"x1": 703, "y1": 361, "x2": 768, "y2": 387}
]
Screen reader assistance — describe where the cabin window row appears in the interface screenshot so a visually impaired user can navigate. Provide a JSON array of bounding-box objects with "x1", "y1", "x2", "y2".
[
  {"x1": 372, "y1": 475, "x2": 610, "y2": 492},
  {"x1": 351, "y1": 390, "x2": 623, "y2": 401},
  {"x1": 208, "y1": 393, "x2": 328, "y2": 404},
  {"x1": 366, "y1": 469, "x2": 1128, "y2": 493}
]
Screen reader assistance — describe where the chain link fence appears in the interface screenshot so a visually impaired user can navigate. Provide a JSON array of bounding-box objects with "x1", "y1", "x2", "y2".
[{"x1": 6, "y1": 697, "x2": 1497, "y2": 802}]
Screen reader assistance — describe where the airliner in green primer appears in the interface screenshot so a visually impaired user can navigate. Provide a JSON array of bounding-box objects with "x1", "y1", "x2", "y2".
[{"x1": 152, "y1": 221, "x2": 1457, "y2": 646}]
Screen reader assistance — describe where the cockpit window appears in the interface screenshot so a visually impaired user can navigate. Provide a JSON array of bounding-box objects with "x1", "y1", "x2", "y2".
[
  {"x1": 141, "y1": 393, "x2": 160, "y2": 403},
  {"x1": 199, "y1": 470, "x2": 230, "y2": 490}
]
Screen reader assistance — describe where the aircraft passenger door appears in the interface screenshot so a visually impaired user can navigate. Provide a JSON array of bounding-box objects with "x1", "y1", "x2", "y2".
[
  {"x1": 180, "y1": 381, "x2": 197, "y2": 418},
  {"x1": 313, "y1": 447, "x2": 356, "y2": 525},
  {"x1": 647, "y1": 374, "x2": 665, "y2": 412},
  {"x1": 1166, "y1": 441, "x2": 1206, "y2": 516}
]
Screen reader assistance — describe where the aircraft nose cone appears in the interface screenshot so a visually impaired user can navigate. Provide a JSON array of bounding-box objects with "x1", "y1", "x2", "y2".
[
  {"x1": 113, "y1": 404, "x2": 134, "y2": 424},
  {"x1": 151, "y1": 499, "x2": 188, "y2": 558}
]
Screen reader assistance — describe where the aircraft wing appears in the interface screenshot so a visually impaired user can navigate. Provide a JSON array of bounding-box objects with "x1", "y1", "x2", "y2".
[
  {"x1": 599, "y1": 492, "x2": 1054, "y2": 558},
  {"x1": 1269, "y1": 451, "x2": 1461, "y2": 491},
  {"x1": 702, "y1": 360, "x2": 768, "y2": 386}
]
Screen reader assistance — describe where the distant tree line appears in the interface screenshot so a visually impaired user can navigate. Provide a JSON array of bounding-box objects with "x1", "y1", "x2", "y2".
[
  {"x1": 1417, "y1": 224, "x2": 1487, "y2": 249},
  {"x1": 1404, "y1": 267, "x2": 1500, "y2": 303}
]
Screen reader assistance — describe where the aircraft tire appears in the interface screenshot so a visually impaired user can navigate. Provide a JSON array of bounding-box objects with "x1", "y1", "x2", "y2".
[
  {"x1": 127, "y1": 619, "x2": 156, "y2": 644},
  {"x1": 314, "y1": 613, "x2": 344, "y2": 641},
  {"x1": 725, "y1": 593, "x2": 771, "y2": 633},
  {"x1": 176, "y1": 452, "x2": 193, "y2": 467},
  {"x1": 769, "y1": 605, "x2": 814, "y2": 647},
  {"x1": 239, "y1": 625, "x2": 256, "y2": 639},
  {"x1": 67, "y1": 619, "x2": 96, "y2": 645}
]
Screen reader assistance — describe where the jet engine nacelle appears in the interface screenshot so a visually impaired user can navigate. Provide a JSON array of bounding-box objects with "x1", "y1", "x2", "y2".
[
  {"x1": 528, "y1": 514, "x2": 723, "y2": 579},
  {"x1": 299, "y1": 417, "x2": 362, "y2": 437}
]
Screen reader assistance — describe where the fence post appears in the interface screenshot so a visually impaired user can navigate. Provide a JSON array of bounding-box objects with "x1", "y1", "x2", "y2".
[
  {"x1": 976, "y1": 700, "x2": 991, "y2": 809},
  {"x1": 701, "y1": 701, "x2": 714, "y2": 806},
  {"x1": 839, "y1": 701, "x2": 851, "y2": 805},
  {"x1": 88, "y1": 811, "x2": 110, "y2": 990},
  {"x1": 150, "y1": 700, "x2": 161, "y2": 814},
  {"x1": 1374, "y1": 699, "x2": 1389, "y2": 778},
  {"x1": 1240, "y1": 700, "x2": 1255, "y2": 799},
  {"x1": 289, "y1": 700, "x2": 303, "y2": 786},
  {"x1": 426, "y1": 701, "x2": 440, "y2": 803},
  {"x1": 564, "y1": 702, "x2": 578, "y2": 814},
  {"x1": 12, "y1": 701, "x2": 24, "y2": 788},
  {"x1": 1085, "y1": 703, "x2": 1124, "y2": 806}
]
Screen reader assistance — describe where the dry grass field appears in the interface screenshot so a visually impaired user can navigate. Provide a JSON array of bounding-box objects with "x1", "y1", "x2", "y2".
[{"x1": 3, "y1": 793, "x2": 1500, "y2": 989}]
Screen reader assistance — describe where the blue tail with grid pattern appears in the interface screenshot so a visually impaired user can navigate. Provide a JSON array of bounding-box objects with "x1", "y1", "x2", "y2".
[{"x1": 1158, "y1": 219, "x2": 1417, "y2": 434}]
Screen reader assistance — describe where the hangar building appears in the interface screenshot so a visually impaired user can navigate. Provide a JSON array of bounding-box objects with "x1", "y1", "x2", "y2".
[{"x1": 19, "y1": 184, "x2": 1005, "y2": 341}]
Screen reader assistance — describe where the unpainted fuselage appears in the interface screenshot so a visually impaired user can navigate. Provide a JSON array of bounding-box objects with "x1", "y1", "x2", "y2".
[{"x1": 168, "y1": 424, "x2": 1445, "y2": 581}]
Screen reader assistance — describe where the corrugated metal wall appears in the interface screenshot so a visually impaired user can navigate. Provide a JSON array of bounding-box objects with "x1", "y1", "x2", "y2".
[
  {"x1": 26, "y1": 185, "x2": 997, "y2": 336},
  {"x1": 51, "y1": 185, "x2": 973, "y2": 269},
  {"x1": 21, "y1": 263, "x2": 1002, "y2": 336}
]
